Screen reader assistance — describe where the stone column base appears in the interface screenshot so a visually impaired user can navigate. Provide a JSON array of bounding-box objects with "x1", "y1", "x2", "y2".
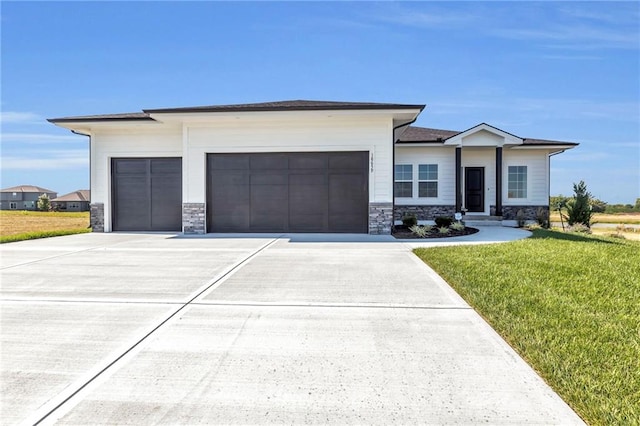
[
  {"x1": 183, "y1": 203, "x2": 206, "y2": 234},
  {"x1": 369, "y1": 203, "x2": 393, "y2": 235},
  {"x1": 90, "y1": 203, "x2": 104, "y2": 232}
]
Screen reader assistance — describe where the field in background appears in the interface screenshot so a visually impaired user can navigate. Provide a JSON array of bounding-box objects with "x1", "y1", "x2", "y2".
[
  {"x1": 0, "y1": 211, "x2": 90, "y2": 242},
  {"x1": 549, "y1": 212, "x2": 640, "y2": 225}
]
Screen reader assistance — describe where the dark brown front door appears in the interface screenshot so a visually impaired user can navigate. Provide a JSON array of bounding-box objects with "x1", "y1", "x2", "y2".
[
  {"x1": 207, "y1": 152, "x2": 368, "y2": 233},
  {"x1": 465, "y1": 167, "x2": 485, "y2": 213}
]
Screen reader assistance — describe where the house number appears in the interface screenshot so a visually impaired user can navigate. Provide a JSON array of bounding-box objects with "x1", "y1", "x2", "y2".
[{"x1": 370, "y1": 154, "x2": 374, "y2": 172}]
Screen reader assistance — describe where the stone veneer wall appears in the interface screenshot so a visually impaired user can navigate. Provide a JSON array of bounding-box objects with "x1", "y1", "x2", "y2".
[
  {"x1": 502, "y1": 205, "x2": 548, "y2": 221},
  {"x1": 183, "y1": 203, "x2": 206, "y2": 234},
  {"x1": 369, "y1": 202, "x2": 393, "y2": 234},
  {"x1": 394, "y1": 205, "x2": 456, "y2": 221},
  {"x1": 90, "y1": 203, "x2": 104, "y2": 232}
]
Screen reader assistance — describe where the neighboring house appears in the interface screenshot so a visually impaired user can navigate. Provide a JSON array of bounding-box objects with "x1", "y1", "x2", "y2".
[
  {"x1": 48, "y1": 100, "x2": 577, "y2": 234},
  {"x1": 0, "y1": 185, "x2": 57, "y2": 211},
  {"x1": 51, "y1": 190, "x2": 90, "y2": 212}
]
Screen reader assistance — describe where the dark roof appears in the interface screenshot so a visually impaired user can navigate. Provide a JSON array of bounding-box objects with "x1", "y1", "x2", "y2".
[
  {"x1": 51, "y1": 190, "x2": 90, "y2": 202},
  {"x1": 398, "y1": 126, "x2": 459, "y2": 142},
  {"x1": 398, "y1": 126, "x2": 578, "y2": 146},
  {"x1": 143, "y1": 100, "x2": 425, "y2": 114},
  {"x1": 0, "y1": 185, "x2": 57, "y2": 194},
  {"x1": 48, "y1": 100, "x2": 425, "y2": 122},
  {"x1": 48, "y1": 112, "x2": 152, "y2": 123}
]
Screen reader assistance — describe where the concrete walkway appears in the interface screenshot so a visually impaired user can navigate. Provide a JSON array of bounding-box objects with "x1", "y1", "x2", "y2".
[{"x1": 0, "y1": 231, "x2": 583, "y2": 425}]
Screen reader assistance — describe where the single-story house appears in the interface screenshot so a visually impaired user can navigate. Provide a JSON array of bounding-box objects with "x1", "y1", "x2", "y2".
[
  {"x1": 51, "y1": 190, "x2": 90, "y2": 212},
  {"x1": 0, "y1": 185, "x2": 57, "y2": 211},
  {"x1": 48, "y1": 100, "x2": 577, "y2": 234}
]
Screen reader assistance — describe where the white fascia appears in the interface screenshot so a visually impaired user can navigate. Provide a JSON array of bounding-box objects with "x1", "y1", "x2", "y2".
[{"x1": 444, "y1": 123, "x2": 523, "y2": 147}]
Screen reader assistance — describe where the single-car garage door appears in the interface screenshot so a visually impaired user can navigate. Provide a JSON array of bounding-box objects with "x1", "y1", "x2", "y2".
[
  {"x1": 207, "y1": 152, "x2": 368, "y2": 233},
  {"x1": 112, "y1": 158, "x2": 182, "y2": 231}
]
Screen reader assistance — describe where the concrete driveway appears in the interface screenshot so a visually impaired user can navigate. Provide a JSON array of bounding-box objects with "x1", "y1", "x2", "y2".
[{"x1": 1, "y1": 233, "x2": 583, "y2": 425}]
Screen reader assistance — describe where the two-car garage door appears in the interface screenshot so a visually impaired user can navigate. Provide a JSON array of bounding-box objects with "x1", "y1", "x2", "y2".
[
  {"x1": 207, "y1": 152, "x2": 369, "y2": 233},
  {"x1": 111, "y1": 152, "x2": 369, "y2": 233}
]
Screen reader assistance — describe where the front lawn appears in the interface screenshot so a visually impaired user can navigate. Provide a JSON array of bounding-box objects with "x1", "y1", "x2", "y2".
[{"x1": 414, "y1": 229, "x2": 639, "y2": 425}]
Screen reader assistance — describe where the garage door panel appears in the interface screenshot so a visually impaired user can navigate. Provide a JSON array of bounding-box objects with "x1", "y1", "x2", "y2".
[
  {"x1": 151, "y1": 159, "x2": 182, "y2": 175},
  {"x1": 114, "y1": 159, "x2": 147, "y2": 175},
  {"x1": 250, "y1": 173, "x2": 287, "y2": 186},
  {"x1": 112, "y1": 158, "x2": 182, "y2": 232},
  {"x1": 289, "y1": 154, "x2": 327, "y2": 169},
  {"x1": 207, "y1": 152, "x2": 367, "y2": 233},
  {"x1": 250, "y1": 184, "x2": 287, "y2": 231},
  {"x1": 329, "y1": 174, "x2": 366, "y2": 213},
  {"x1": 210, "y1": 155, "x2": 250, "y2": 170},
  {"x1": 251, "y1": 154, "x2": 287, "y2": 170},
  {"x1": 329, "y1": 153, "x2": 367, "y2": 170},
  {"x1": 213, "y1": 211, "x2": 250, "y2": 231},
  {"x1": 289, "y1": 214, "x2": 326, "y2": 232}
]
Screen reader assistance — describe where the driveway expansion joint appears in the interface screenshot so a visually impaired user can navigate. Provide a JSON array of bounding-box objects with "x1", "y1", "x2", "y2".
[{"x1": 29, "y1": 237, "x2": 280, "y2": 425}]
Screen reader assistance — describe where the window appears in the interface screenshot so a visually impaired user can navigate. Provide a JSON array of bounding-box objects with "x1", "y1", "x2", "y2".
[
  {"x1": 394, "y1": 164, "x2": 413, "y2": 197},
  {"x1": 418, "y1": 164, "x2": 438, "y2": 198},
  {"x1": 9, "y1": 202, "x2": 17, "y2": 209},
  {"x1": 508, "y1": 166, "x2": 527, "y2": 198}
]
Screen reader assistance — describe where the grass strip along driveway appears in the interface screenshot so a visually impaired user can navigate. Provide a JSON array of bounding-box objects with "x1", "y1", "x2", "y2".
[
  {"x1": 0, "y1": 211, "x2": 90, "y2": 243},
  {"x1": 414, "y1": 229, "x2": 639, "y2": 425}
]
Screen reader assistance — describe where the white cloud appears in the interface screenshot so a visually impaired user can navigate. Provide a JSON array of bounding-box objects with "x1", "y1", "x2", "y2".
[
  {"x1": 1, "y1": 150, "x2": 88, "y2": 170},
  {"x1": 1, "y1": 132, "x2": 86, "y2": 143},
  {"x1": 0, "y1": 111, "x2": 42, "y2": 124}
]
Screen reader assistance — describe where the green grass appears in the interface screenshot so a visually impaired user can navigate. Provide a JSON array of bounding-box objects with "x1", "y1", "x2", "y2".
[
  {"x1": 414, "y1": 229, "x2": 640, "y2": 425},
  {"x1": 0, "y1": 228, "x2": 91, "y2": 244}
]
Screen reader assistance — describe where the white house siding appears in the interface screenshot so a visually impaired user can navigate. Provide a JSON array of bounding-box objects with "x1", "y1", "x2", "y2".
[
  {"x1": 502, "y1": 149, "x2": 550, "y2": 206},
  {"x1": 394, "y1": 146, "x2": 456, "y2": 206},
  {"x1": 184, "y1": 115, "x2": 393, "y2": 204},
  {"x1": 461, "y1": 129, "x2": 504, "y2": 147},
  {"x1": 91, "y1": 128, "x2": 183, "y2": 232}
]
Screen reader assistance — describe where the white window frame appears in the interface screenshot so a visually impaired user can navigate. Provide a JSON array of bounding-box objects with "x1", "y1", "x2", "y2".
[
  {"x1": 507, "y1": 166, "x2": 528, "y2": 199},
  {"x1": 394, "y1": 164, "x2": 413, "y2": 198},
  {"x1": 9, "y1": 202, "x2": 17, "y2": 209},
  {"x1": 418, "y1": 164, "x2": 438, "y2": 198}
]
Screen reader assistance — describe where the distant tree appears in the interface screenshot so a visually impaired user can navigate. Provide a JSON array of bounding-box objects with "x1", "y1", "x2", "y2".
[
  {"x1": 590, "y1": 197, "x2": 607, "y2": 213},
  {"x1": 37, "y1": 193, "x2": 51, "y2": 211},
  {"x1": 563, "y1": 181, "x2": 593, "y2": 228},
  {"x1": 636, "y1": 198, "x2": 640, "y2": 210}
]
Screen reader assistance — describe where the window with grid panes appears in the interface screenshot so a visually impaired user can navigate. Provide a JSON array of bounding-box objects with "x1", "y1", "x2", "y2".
[{"x1": 394, "y1": 164, "x2": 413, "y2": 197}]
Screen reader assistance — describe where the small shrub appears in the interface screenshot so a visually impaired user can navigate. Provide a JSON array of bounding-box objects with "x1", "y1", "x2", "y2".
[
  {"x1": 402, "y1": 214, "x2": 417, "y2": 227},
  {"x1": 607, "y1": 233, "x2": 626, "y2": 240},
  {"x1": 450, "y1": 221, "x2": 465, "y2": 231},
  {"x1": 435, "y1": 216, "x2": 453, "y2": 227},
  {"x1": 536, "y1": 207, "x2": 550, "y2": 228},
  {"x1": 567, "y1": 223, "x2": 591, "y2": 234},
  {"x1": 438, "y1": 226, "x2": 451, "y2": 234},
  {"x1": 422, "y1": 224, "x2": 433, "y2": 233},
  {"x1": 409, "y1": 225, "x2": 428, "y2": 238},
  {"x1": 516, "y1": 209, "x2": 526, "y2": 228},
  {"x1": 563, "y1": 180, "x2": 593, "y2": 228}
]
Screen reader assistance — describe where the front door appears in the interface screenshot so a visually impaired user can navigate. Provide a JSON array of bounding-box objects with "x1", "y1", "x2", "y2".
[{"x1": 465, "y1": 167, "x2": 484, "y2": 213}]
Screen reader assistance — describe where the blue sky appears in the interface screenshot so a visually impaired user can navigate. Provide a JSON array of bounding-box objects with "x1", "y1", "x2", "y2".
[{"x1": 1, "y1": 1, "x2": 638, "y2": 203}]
